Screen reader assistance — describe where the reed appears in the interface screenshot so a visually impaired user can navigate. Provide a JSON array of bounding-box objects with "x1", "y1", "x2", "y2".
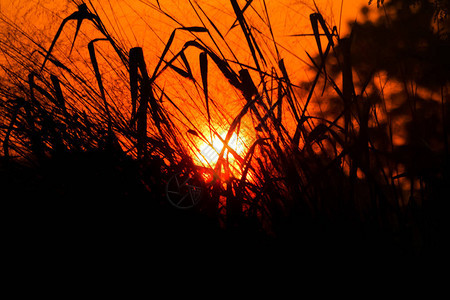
[{"x1": 1, "y1": 0, "x2": 447, "y2": 260}]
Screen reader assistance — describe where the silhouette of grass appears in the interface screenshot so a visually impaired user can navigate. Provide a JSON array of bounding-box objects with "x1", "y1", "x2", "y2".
[{"x1": 1, "y1": 1, "x2": 448, "y2": 263}]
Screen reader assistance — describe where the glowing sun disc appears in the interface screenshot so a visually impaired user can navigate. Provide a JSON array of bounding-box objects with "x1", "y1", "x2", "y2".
[{"x1": 196, "y1": 132, "x2": 245, "y2": 167}]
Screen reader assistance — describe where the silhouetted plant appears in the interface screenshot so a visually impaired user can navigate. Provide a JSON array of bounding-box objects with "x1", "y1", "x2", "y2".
[{"x1": 0, "y1": 0, "x2": 447, "y2": 258}]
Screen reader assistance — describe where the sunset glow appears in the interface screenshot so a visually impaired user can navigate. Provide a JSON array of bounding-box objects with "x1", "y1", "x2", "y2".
[{"x1": 195, "y1": 132, "x2": 246, "y2": 169}]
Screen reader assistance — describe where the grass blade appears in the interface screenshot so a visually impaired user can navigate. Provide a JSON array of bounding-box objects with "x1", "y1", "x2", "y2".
[{"x1": 199, "y1": 51, "x2": 210, "y2": 122}]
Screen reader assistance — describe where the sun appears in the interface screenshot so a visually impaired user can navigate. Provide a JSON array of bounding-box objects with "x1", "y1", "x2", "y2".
[{"x1": 195, "y1": 132, "x2": 246, "y2": 170}]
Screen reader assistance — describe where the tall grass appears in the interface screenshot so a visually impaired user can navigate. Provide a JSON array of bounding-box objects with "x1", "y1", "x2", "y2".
[{"x1": 1, "y1": 0, "x2": 448, "y2": 258}]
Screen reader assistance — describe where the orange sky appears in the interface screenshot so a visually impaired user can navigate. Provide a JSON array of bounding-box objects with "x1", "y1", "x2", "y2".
[
  {"x1": 0, "y1": 0, "x2": 372, "y2": 81},
  {"x1": 0, "y1": 0, "x2": 375, "y2": 166},
  {"x1": 0, "y1": 0, "x2": 371, "y2": 49}
]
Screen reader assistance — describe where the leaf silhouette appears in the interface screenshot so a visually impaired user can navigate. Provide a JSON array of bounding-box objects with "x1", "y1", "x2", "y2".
[
  {"x1": 151, "y1": 26, "x2": 207, "y2": 82},
  {"x1": 41, "y1": 4, "x2": 100, "y2": 71},
  {"x1": 199, "y1": 51, "x2": 209, "y2": 122}
]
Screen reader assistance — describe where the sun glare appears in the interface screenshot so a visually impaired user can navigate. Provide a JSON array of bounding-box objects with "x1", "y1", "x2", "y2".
[{"x1": 195, "y1": 132, "x2": 246, "y2": 169}]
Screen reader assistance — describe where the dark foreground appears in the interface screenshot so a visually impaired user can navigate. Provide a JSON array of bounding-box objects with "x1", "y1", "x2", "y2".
[{"x1": 2, "y1": 152, "x2": 447, "y2": 278}]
